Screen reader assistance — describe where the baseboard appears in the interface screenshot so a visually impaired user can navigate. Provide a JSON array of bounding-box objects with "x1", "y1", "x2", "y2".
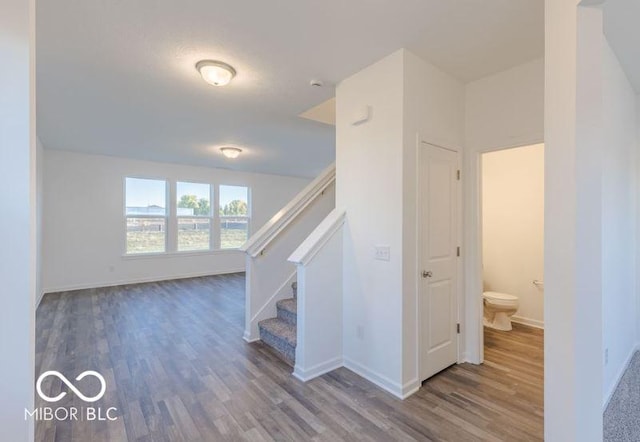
[
  {"x1": 511, "y1": 316, "x2": 544, "y2": 329},
  {"x1": 463, "y1": 346, "x2": 483, "y2": 365},
  {"x1": 243, "y1": 330, "x2": 260, "y2": 343},
  {"x1": 42, "y1": 268, "x2": 245, "y2": 294},
  {"x1": 36, "y1": 291, "x2": 45, "y2": 308},
  {"x1": 343, "y1": 357, "x2": 417, "y2": 399},
  {"x1": 603, "y1": 343, "x2": 639, "y2": 411},
  {"x1": 401, "y1": 378, "x2": 421, "y2": 398},
  {"x1": 293, "y1": 357, "x2": 343, "y2": 382}
]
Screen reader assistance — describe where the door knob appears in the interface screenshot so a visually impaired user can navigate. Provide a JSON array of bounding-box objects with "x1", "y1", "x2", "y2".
[{"x1": 422, "y1": 270, "x2": 433, "y2": 278}]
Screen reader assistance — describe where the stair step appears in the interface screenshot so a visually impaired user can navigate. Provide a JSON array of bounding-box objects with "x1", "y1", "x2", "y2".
[
  {"x1": 258, "y1": 318, "x2": 297, "y2": 366},
  {"x1": 276, "y1": 298, "x2": 297, "y2": 325}
]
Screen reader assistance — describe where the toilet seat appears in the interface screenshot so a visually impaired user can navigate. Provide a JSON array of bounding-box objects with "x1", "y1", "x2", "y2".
[
  {"x1": 483, "y1": 291, "x2": 519, "y2": 331},
  {"x1": 483, "y1": 291, "x2": 518, "y2": 307}
]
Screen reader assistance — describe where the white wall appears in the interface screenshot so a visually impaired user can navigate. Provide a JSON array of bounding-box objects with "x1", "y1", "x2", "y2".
[
  {"x1": 36, "y1": 137, "x2": 44, "y2": 305},
  {"x1": 482, "y1": 144, "x2": 544, "y2": 328},
  {"x1": 0, "y1": 0, "x2": 36, "y2": 438},
  {"x1": 601, "y1": 38, "x2": 638, "y2": 405},
  {"x1": 402, "y1": 51, "x2": 465, "y2": 390},
  {"x1": 336, "y1": 49, "x2": 464, "y2": 398},
  {"x1": 465, "y1": 58, "x2": 544, "y2": 151},
  {"x1": 637, "y1": 92, "x2": 640, "y2": 350},
  {"x1": 544, "y1": 2, "x2": 604, "y2": 440},
  {"x1": 337, "y1": 50, "x2": 406, "y2": 396},
  {"x1": 42, "y1": 150, "x2": 309, "y2": 292},
  {"x1": 464, "y1": 57, "x2": 544, "y2": 362}
]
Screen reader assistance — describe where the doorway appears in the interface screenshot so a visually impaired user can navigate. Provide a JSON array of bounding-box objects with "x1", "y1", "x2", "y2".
[
  {"x1": 480, "y1": 143, "x2": 544, "y2": 360},
  {"x1": 419, "y1": 142, "x2": 461, "y2": 381}
]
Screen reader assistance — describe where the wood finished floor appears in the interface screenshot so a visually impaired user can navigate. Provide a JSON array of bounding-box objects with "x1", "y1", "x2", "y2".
[{"x1": 36, "y1": 274, "x2": 543, "y2": 441}]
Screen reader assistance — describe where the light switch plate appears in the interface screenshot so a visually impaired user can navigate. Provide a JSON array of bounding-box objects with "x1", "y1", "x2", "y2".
[{"x1": 374, "y1": 245, "x2": 390, "y2": 261}]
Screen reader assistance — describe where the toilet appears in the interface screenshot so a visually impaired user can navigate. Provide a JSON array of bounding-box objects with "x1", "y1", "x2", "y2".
[{"x1": 483, "y1": 291, "x2": 519, "y2": 331}]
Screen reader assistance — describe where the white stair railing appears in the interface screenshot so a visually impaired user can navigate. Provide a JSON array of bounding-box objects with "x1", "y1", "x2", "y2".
[
  {"x1": 241, "y1": 163, "x2": 335, "y2": 258},
  {"x1": 241, "y1": 163, "x2": 336, "y2": 342}
]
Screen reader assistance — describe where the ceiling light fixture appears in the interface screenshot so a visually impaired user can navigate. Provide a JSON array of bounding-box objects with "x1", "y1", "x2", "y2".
[
  {"x1": 196, "y1": 60, "x2": 236, "y2": 86},
  {"x1": 220, "y1": 147, "x2": 242, "y2": 159}
]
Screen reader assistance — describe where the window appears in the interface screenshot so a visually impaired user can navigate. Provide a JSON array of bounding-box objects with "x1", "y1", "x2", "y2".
[
  {"x1": 177, "y1": 182, "x2": 212, "y2": 252},
  {"x1": 125, "y1": 178, "x2": 167, "y2": 254},
  {"x1": 219, "y1": 185, "x2": 249, "y2": 249},
  {"x1": 124, "y1": 178, "x2": 250, "y2": 254}
]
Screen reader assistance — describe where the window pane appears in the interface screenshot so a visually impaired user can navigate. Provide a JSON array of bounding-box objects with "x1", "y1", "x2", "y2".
[
  {"x1": 126, "y1": 178, "x2": 167, "y2": 215},
  {"x1": 221, "y1": 217, "x2": 248, "y2": 249},
  {"x1": 219, "y1": 185, "x2": 248, "y2": 216},
  {"x1": 126, "y1": 218, "x2": 166, "y2": 254},
  {"x1": 177, "y1": 182, "x2": 211, "y2": 216},
  {"x1": 178, "y1": 218, "x2": 211, "y2": 252}
]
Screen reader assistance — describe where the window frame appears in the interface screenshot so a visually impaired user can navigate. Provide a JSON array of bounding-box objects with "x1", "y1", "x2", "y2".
[
  {"x1": 122, "y1": 177, "x2": 252, "y2": 257},
  {"x1": 123, "y1": 176, "x2": 169, "y2": 256}
]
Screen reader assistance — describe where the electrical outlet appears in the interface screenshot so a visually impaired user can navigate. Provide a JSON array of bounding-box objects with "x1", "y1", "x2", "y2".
[
  {"x1": 374, "y1": 245, "x2": 390, "y2": 261},
  {"x1": 357, "y1": 325, "x2": 364, "y2": 340},
  {"x1": 605, "y1": 348, "x2": 609, "y2": 365}
]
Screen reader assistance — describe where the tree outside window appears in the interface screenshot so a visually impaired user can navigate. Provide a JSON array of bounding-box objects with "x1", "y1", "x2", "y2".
[{"x1": 219, "y1": 186, "x2": 250, "y2": 249}]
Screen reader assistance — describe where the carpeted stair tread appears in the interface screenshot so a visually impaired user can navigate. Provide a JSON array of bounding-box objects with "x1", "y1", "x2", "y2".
[
  {"x1": 258, "y1": 318, "x2": 296, "y2": 365},
  {"x1": 276, "y1": 297, "x2": 297, "y2": 326},
  {"x1": 259, "y1": 318, "x2": 297, "y2": 347},
  {"x1": 277, "y1": 298, "x2": 297, "y2": 314},
  {"x1": 257, "y1": 281, "x2": 298, "y2": 365}
]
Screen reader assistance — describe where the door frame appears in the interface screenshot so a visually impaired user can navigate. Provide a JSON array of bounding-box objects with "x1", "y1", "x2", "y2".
[
  {"x1": 417, "y1": 139, "x2": 464, "y2": 379},
  {"x1": 464, "y1": 138, "x2": 544, "y2": 364}
]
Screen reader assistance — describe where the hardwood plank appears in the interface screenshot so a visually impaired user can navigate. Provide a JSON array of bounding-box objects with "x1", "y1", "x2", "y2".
[{"x1": 36, "y1": 274, "x2": 543, "y2": 441}]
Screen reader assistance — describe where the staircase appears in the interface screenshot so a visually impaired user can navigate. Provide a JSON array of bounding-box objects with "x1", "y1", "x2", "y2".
[{"x1": 258, "y1": 282, "x2": 298, "y2": 365}]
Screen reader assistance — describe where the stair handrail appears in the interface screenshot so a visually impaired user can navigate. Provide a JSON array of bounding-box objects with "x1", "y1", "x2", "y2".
[
  {"x1": 240, "y1": 162, "x2": 336, "y2": 258},
  {"x1": 288, "y1": 208, "x2": 346, "y2": 266}
]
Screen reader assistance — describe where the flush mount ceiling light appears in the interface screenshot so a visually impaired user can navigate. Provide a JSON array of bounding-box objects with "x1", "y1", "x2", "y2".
[
  {"x1": 196, "y1": 60, "x2": 236, "y2": 86},
  {"x1": 220, "y1": 147, "x2": 242, "y2": 159}
]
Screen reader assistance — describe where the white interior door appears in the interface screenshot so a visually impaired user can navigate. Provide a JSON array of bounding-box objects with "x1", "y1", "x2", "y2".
[{"x1": 419, "y1": 142, "x2": 459, "y2": 381}]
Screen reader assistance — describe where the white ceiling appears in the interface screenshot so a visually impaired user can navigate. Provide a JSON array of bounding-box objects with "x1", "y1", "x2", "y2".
[
  {"x1": 37, "y1": 0, "x2": 543, "y2": 178},
  {"x1": 604, "y1": 0, "x2": 640, "y2": 92}
]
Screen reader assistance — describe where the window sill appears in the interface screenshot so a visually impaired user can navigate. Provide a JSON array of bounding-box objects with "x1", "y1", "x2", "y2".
[{"x1": 122, "y1": 249, "x2": 243, "y2": 260}]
